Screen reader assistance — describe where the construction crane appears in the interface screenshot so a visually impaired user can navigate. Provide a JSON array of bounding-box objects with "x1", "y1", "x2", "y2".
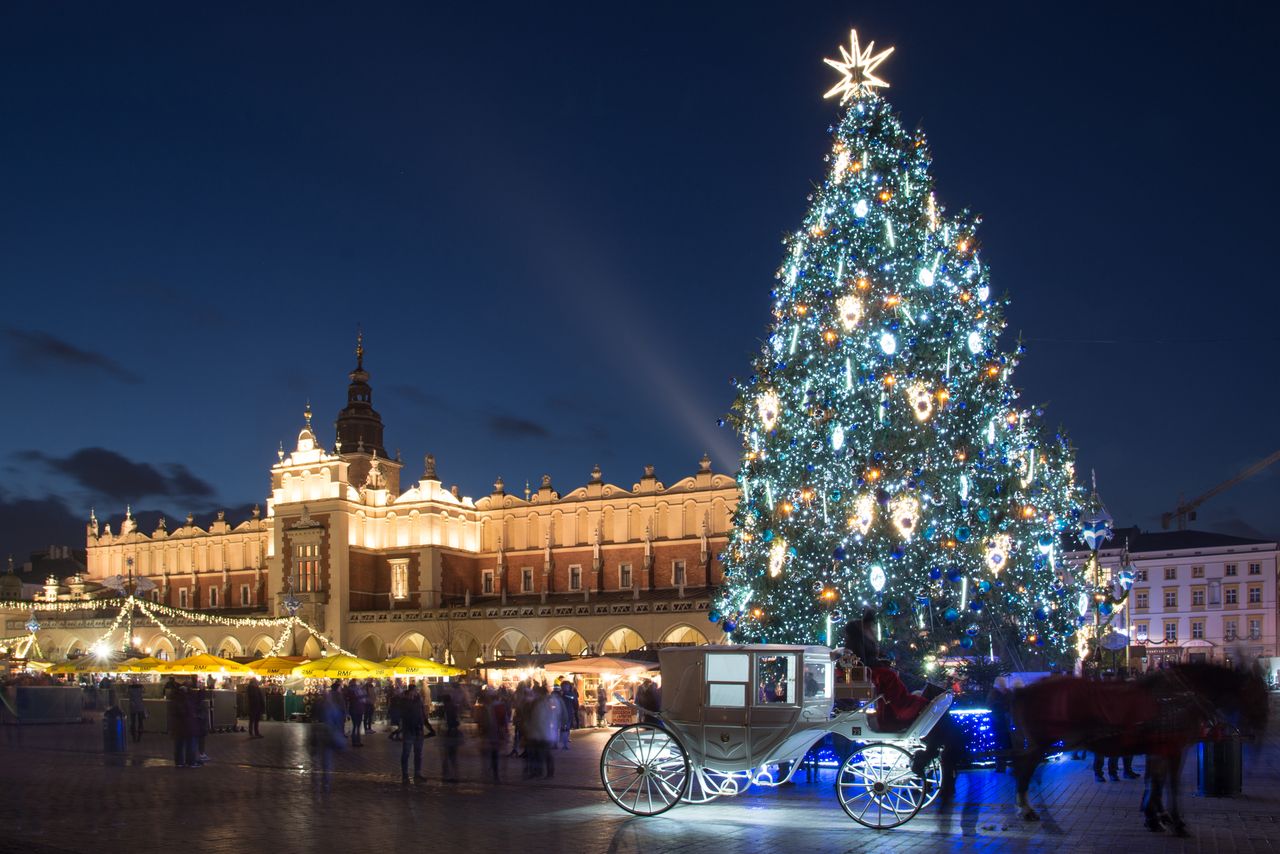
[{"x1": 1161, "y1": 449, "x2": 1280, "y2": 530}]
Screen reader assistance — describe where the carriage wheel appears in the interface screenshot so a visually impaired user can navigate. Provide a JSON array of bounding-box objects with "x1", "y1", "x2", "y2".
[
  {"x1": 600, "y1": 723, "x2": 689, "y2": 816},
  {"x1": 918, "y1": 756, "x2": 942, "y2": 810},
  {"x1": 836, "y1": 743, "x2": 925, "y2": 829}
]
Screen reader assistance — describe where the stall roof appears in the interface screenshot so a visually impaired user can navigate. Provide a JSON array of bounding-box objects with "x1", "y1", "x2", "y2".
[{"x1": 481, "y1": 654, "x2": 574, "y2": 670}]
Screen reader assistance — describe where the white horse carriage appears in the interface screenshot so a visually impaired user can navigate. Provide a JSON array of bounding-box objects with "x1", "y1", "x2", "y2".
[{"x1": 600, "y1": 643, "x2": 952, "y2": 828}]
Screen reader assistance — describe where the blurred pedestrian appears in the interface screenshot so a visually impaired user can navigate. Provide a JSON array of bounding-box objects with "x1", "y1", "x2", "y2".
[
  {"x1": 165, "y1": 677, "x2": 192, "y2": 767},
  {"x1": 482, "y1": 687, "x2": 509, "y2": 782},
  {"x1": 552, "y1": 683, "x2": 571, "y2": 750},
  {"x1": 193, "y1": 678, "x2": 210, "y2": 761},
  {"x1": 559, "y1": 677, "x2": 580, "y2": 729},
  {"x1": 387, "y1": 683, "x2": 403, "y2": 740},
  {"x1": 246, "y1": 677, "x2": 265, "y2": 738},
  {"x1": 440, "y1": 691, "x2": 462, "y2": 782},
  {"x1": 399, "y1": 684, "x2": 427, "y2": 784},
  {"x1": 362, "y1": 679, "x2": 377, "y2": 733},
  {"x1": 126, "y1": 680, "x2": 147, "y2": 743},
  {"x1": 596, "y1": 682, "x2": 608, "y2": 728},
  {"x1": 312, "y1": 685, "x2": 347, "y2": 793},
  {"x1": 343, "y1": 679, "x2": 365, "y2": 746}
]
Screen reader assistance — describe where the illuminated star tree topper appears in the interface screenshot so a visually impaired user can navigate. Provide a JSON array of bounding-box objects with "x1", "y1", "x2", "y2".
[{"x1": 823, "y1": 29, "x2": 895, "y2": 103}]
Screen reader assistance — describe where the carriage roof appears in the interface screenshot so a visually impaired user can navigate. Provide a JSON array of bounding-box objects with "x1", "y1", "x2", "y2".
[{"x1": 657, "y1": 644, "x2": 832, "y2": 721}]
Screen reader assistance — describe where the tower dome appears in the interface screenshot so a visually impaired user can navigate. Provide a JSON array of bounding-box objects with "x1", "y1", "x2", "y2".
[{"x1": 334, "y1": 330, "x2": 386, "y2": 459}]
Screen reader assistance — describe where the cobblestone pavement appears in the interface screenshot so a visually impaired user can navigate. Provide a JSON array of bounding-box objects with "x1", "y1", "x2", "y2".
[{"x1": 1, "y1": 712, "x2": 1277, "y2": 854}]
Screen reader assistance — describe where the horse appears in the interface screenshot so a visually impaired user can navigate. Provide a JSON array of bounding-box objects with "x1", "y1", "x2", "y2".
[{"x1": 1009, "y1": 663, "x2": 1268, "y2": 836}]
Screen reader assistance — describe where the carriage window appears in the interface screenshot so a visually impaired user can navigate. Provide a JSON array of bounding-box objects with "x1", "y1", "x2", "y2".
[
  {"x1": 706, "y1": 653, "x2": 749, "y2": 708},
  {"x1": 754, "y1": 653, "x2": 797, "y2": 705},
  {"x1": 803, "y1": 659, "x2": 830, "y2": 702}
]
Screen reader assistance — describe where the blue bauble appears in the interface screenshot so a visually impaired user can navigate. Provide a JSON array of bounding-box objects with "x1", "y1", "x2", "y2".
[
  {"x1": 787, "y1": 546, "x2": 798, "y2": 557},
  {"x1": 723, "y1": 620, "x2": 738, "y2": 633},
  {"x1": 976, "y1": 508, "x2": 991, "y2": 522},
  {"x1": 890, "y1": 548, "x2": 905, "y2": 560},
  {"x1": 943, "y1": 607, "x2": 959, "y2": 623},
  {"x1": 1038, "y1": 534, "x2": 1055, "y2": 549},
  {"x1": 955, "y1": 526, "x2": 971, "y2": 542},
  {"x1": 969, "y1": 600, "x2": 983, "y2": 612},
  {"x1": 1033, "y1": 607, "x2": 1047, "y2": 621},
  {"x1": 830, "y1": 489, "x2": 842, "y2": 503},
  {"x1": 945, "y1": 567, "x2": 963, "y2": 583},
  {"x1": 762, "y1": 529, "x2": 775, "y2": 543},
  {"x1": 928, "y1": 567, "x2": 943, "y2": 580},
  {"x1": 960, "y1": 636, "x2": 975, "y2": 649},
  {"x1": 1032, "y1": 556, "x2": 1045, "y2": 570},
  {"x1": 1035, "y1": 636, "x2": 1045, "y2": 647},
  {"x1": 977, "y1": 580, "x2": 992, "y2": 593},
  {"x1": 1098, "y1": 601, "x2": 1114, "y2": 616},
  {"x1": 708, "y1": 610, "x2": 722, "y2": 624},
  {"x1": 923, "y1": 526, "x2": 937, "y2": 541},
  {"x1": 965, "y1": 624, "x2": 979, "y2": 636},
  {"x1": 833, "y1": 546, "x2": 847, "y2": 561}
]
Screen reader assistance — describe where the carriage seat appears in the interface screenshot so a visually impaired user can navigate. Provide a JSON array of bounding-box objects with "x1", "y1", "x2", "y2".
[{"x1": 865, "y1": 690, "x2": 952, "y2": 737}]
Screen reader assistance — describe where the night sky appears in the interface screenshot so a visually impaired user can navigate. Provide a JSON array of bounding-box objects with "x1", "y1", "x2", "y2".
[{"x1": 2, "y1": 2, "x2": 1278, "y2": 560}]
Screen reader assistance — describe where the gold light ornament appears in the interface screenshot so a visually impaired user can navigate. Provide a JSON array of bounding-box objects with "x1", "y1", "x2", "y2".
[
  {"x1": 836, "y1": 294, "x2": 864, "y2": 331},
  {"x1": 849, "y1": 494, "x2": 875, "y2": 535},
  {"x1": 890, "y1": 495, "x2": 920, "y2": 540},
  {"x1": 756, "y1": 390, "x2": 781, "y2": 431},
  {"x1": 768, "y1": 539, "x2": 788, "y2": 578},
  {"x1": 986, "y1": 534, "x2": 1013, "y2": 574},
  {"x1": 906, "y1": 382, "x2": 933, "y2": 421}
]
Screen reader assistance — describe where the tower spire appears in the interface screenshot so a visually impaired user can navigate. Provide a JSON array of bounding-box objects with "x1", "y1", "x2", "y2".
[{"x1": 355, "y1": 326, "x2": 364, "y2": 370}]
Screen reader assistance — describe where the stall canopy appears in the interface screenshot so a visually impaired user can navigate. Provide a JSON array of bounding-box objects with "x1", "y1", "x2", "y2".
[
  {"x1": 157, "y1": 654, "x2": 252, "y2": 675},
  {"x1": 294, "y1": 655, "x2": 388, "y2": 679},
  {"x1": 543, "y1": 656, "x2": 655, "y2": 676},
  {"x1": 51, "y1": 657, "x2": 121, "y2": 675},
  {"x1": 247, "y1": 656, "x2": 309, "y2": 676},
  {"x1": 119, "y1": 656, "x2": 165, "y2": 673},
  {"x1": 380, "y1": 655, "x2": 465, "y2": 677}
]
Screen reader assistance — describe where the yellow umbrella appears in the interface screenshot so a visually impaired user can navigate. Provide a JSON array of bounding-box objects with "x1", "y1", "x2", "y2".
[
  {"x1": 248, "y1": 656, "x2": 309, "y2": 676},
  {"x1": 294, "y1": 655, "x2": 389, "y2": 679},
  {"x1": 380, "y1": 655, "x2": 466, "y2": 678},
  {"x1": 119, "y1": 656, "x2": 165, "y2": 673},
  {"x1": 51, "y1": 657, "x2": 123, "y2": 675},
  {"x1": 157, "y1": 653, "x2": 251, "y2": 675}
]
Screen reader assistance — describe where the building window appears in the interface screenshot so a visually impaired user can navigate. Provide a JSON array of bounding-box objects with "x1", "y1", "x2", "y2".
[
  {"x1": 568, "y1": 565, "x2": 582, "y2": 591},
  {"x1": 1224, "y1": 619, "x2": 1238, "y2": 640},
  {"x1": 673, "y1": 560, "x2": 687, "y2": 587},
  {"x1": 1164, "y1": 590, "x2": 1177, "y2": 608},
  {"x1": 1135, "y1": 591, "x2": 1148, "y2": 610},
  {"x1": 1209, "y1": 580, "x2": 1221, "y2": 605},
  {"x1": 1191, "y1": 565, "x2": 1205, "y2": 579},
  {"x1": 240, "y1": 584, "x2": 251, "y2": 607},
  {"x1": 521, "y1": 567, "x2": 534, "y2": 593},
  {"x1": 1134, "y1": 623, "x2": 1149, "y2": 641},
  {"x1": 178, "y1": 588, "x2": 189, "y2": 609},
  {"x1": 619, "y1": 563, "x2": 633, "y2": 590},
  {"x1": 1163, "y1": 622, "x2": 1177, "y2": 642},
  {"x1": 293, "y1": 543, "x2": 320, "y2": 593},
  {"x1": 1134, "y1": 568, "x2": 1148, "y2": 582},
  {"x1": 1249, "y1": 562, "x2": 1262, "y2": 575},
  {"x1": 1191, "y1": 621, "x2": 1204, "y2": 640},
  {"x1": 482, "y1": 570, "x2": 494, "y2": 595},
  {"x1": 1248, "y1": 617, "x2": 1261, "y2": 639},
  {"x1": 1164, "y1": 566, "x2": 1177, "y2": 581},
  {"x1": 1192, "y1": 589, "x2": 1205, "y2": 606},
  {"x1": 209, "y1": 586, "x2": 219, "y2": 608},
  {"x1": 390, "y1": 559, "x2": 409, "y2": 600},
  {"x1": 1225, "y1": 563, "x2": 1238, "y2": 577},
  {"x1": 1225, "y1": 587, "x2": 1238, "y2": 605},
  {"x1": 1248, "y1": 585, "x2": 1262, "y2": 604}
]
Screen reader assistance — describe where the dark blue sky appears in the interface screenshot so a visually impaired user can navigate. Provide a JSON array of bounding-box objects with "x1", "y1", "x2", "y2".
[{"x1": 2, "y1": 2, "x2": 1278, "y2": 558}]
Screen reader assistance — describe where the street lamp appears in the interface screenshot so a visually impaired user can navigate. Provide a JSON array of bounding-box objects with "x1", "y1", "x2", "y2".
[{"x1": 1079, "y1": 474, "x2": 1114, "y2": 673}]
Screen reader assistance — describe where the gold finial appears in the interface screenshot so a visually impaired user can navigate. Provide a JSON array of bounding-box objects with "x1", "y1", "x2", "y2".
[
  {"x1": 303, "y1": 401, "x2": 312, "y2": 428},
  {"x1": 355, "y1": 326, "x2": 364, "y2": 369}
]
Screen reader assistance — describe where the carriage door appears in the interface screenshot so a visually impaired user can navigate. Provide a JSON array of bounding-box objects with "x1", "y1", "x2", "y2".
[
  {"x1": 702, "y1": 652, "x2": 750, "y2": 765},
  {"x1": 748, "y1": 652, "x2": 799, "y2": 766}
]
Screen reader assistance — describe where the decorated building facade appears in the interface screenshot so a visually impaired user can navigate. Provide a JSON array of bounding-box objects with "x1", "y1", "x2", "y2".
[{"x1": 24, "y1": 343, "x2": 737, "y2": 663}]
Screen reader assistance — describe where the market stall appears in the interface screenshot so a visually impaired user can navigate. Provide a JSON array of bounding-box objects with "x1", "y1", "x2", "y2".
[{"x1": 544, "y1": 656, "x2": 658, "y2": 727}]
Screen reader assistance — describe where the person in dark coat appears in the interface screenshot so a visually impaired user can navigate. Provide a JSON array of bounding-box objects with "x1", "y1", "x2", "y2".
[
  {"x1": 343, "y1": 680, "x2": 365, "y2": 746},
  {"x1": 399, "y1": 684, "x2": 428, "y2": 784},
  {"x1": 246, "y1": 677, "x2": 265, "y2": 738},
  {"x1": 440, "y1": 691, "x2": 462, "y2": 782},
  {"x1": 126, "y1": 681, "x2": 147, "y2": 743},
  {"x1": 193, "y1": 679, "x2": 210, "y2": 761},
  {"x1": 165, "y1": 677, "x2": 190, "y2": 766},
  {"x1": 843, "y1": 612, "x2": 965, "y2": 801}
]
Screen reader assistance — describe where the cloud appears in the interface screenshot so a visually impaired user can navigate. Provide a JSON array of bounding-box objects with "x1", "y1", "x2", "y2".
[
  {"x1": 0, "y1": 493, "x2": 82, "y2": 561},
  {"x1": 2, "y1": 328, "x2": 142, "y2": 384},
  {"x1": 391, "y1": 384, "x2": 449, "y2": 410},
  {"x1": 488, "y1": 413, "x2": 551, "y2": 440},
  {"x1": 30, "y1": 447, "x2": 215, "y2": 502}
]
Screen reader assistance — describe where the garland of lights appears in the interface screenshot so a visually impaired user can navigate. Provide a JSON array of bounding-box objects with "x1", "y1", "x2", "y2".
[
  {"x1": 265, "y1": 619, "x2": 297, "y2": 658},
  {"x1": 91, "y1": 598, "x2": 134, "y2": 648},
  {"x1": 135, "y1": 602, "x2": 195, "y2": 656},
  {"x1": 710, "y1": 30, "x2": 1089, "y2": 671},
  {"x1": 139, "y1": 599, "x2": 295, "y2": 627}
]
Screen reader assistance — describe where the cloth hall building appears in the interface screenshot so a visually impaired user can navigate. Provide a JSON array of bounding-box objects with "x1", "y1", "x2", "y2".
[{"x1": 31, "y1": 346, "x2": 737, "y2": 664}]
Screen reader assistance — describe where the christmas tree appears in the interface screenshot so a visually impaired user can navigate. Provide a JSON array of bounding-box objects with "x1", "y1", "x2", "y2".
[{"x1": 711, "y1": 32, "x2": 1087, "y2": 671}]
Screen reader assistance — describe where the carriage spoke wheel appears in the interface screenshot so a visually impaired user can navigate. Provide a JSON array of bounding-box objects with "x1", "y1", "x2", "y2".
[
  {"x1": 836, "y1": 743, "x2": 925, "y2": 829},
  {"x1": 600, "y1": 722, "x2": 689, "y2": 816},
  {"x1": 918, "y1": 757, "x2": 942, "y2": 810}
]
